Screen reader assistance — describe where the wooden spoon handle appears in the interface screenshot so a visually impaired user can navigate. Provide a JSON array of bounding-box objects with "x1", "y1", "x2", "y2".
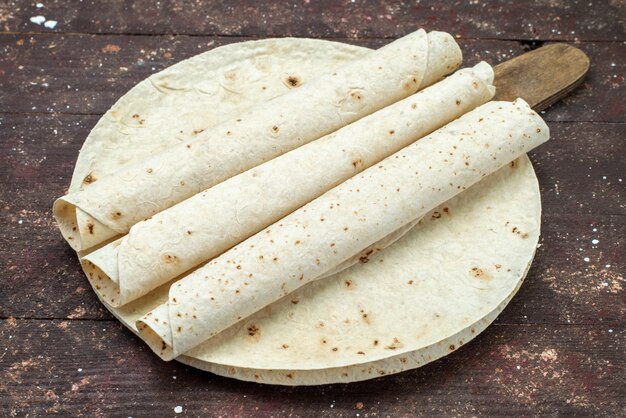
[{"x1": 493, "y1": 43, "x2": 590, "y2": 112}]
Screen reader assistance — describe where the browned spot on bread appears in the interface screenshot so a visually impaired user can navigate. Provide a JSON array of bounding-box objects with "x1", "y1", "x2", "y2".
[
  {"x1": 361, "y1": 310, "x2": 371, "y2": 324},
  {"x1": 286, "y1": 373, "x2": 293, "y2": 379},
  {"x1": 87, "y1": 222, "x2": 94, "y2": 234},
  {"x1": 536, "y1": 128, "x2": 542, "y2": 133},
  {"x1": 350, "y1": 91, "x2": 362, "y2": 100},
  {"x1": 111, "y1": 211, "x2": 122, "y2": 220},
  {"x1": 283, "y1": 75, "x2": 301, "y2": 88},
  {"x1": 411, "y1": 103, "x2": 417, "y2": 109},
  {"x1": 162, "y1": 254, "x2": 179, "y2": 264},
  {"x1": 357, "y1": 351, "x2": 365, "y2": 355},
  {"x1": 431, "y1": 211, "x2": 441, "y2": 219},
  {"x1": 385, "y1": 337, "x2": 403, "y2": 350},
  {"x1": 443, "y1": 207, "x2": 450, "y2": 214},
  {"x1": 282, "y1": 343, "x2": 289, "y2": 349},
  {"x1": 400, "y1": 357, "x2": 407, "y2": 363},
  {"x1": 82, "y1": 172, "x2": 96, "y2": 184},
  {"x1": 291, "y1": 297, "x2": 299, "y2": 304},
  {"x1": 186, "y1": 144, "x2": 192, "y2": 149},
  {"x1": 455, "y1": 99, "x2": 461, "y2": 106},
  {"x1": 472, "y1": 81, "x2": 479, "y2": 89},
  {"x1": 247, "y1": 324, "x2": 259, "y2": 337},
  {"x1": 332, "y1": 347, "x2": 338, "y2": 352},
  {"x1": 146, "y1": 168, "x2": 153, "y2": 174},
  {"x1": 192, "y1": 128, "x2": 205, "y2": 135},
  {"x1": 352, "y1": 159, "x2": 362, "y2": 168},
  {"x1": 470, "y1": 267, "x2": 483, "y2": 277},
  {"x1": 510, "y1": 160, "x2": 517, "y2": 168},
  {"x1": 449, "y1": 344, "x2": 456, "y2": 351},
  {"x1": 408, "y1": 280, "x2": 414, "y2": 285},
  {"x1": 344, "y1": 280, "x2": 353, "y2": 288},
  {"x1": 225, "y1": 71, "x2": 237, "y2": 81},
  {"x1": 373, "y1": 339, "x2": 379, "y2": 346},
  {"x1": 271, "y1": 125, "x2": 279, "y2": 133},
  {"x1": 389, "y1": 130, "x2": 395, "y2": 135},
  {"x1": 470, "y1": 266, "x2": 491, "y2": 280},
  {"x1": 359, "y1": 249, "x2": 375, "y2": 264}
]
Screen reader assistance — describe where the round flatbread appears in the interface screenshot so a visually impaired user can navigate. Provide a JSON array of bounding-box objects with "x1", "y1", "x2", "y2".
[{"x1": 71, "y1": 38, "x2": 540, "y2": 385}]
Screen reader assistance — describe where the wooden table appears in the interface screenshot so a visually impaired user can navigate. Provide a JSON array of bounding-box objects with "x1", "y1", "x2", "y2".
[{"x1": 1, "y1": 1, "x2": 624, "y2": 416}]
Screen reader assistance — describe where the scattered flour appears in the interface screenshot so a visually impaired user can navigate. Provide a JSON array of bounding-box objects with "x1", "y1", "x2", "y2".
[{"x1": 30, "y1": 15, "x2": 45, "y2": 25}]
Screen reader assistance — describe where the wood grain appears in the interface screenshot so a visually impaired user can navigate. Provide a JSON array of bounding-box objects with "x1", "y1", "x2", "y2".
[
  {"x1": 0, "y1": 34, "x2": 623, "y2": 121},
  {"x1": 0, "y1": 0, "x2": 624, "y2": 414},
  {"x1": 1, "y1": 319, "x2": 623, "y2": 416},
  {"x1": 2, "y1": 0, "x2": 624, "y2": 41},
  {"x1": 494, "y1": 44, "x2": 590, "y2": 111}
]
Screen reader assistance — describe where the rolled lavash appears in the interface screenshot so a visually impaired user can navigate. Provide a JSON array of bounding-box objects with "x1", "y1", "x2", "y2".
[
  {"x1": 53, "y1": 29, "x2": 462, "y2": 252},
  {"x1": 136, "y1": 98, "x2": 550, "y2": 360},
  {"x1": 81, "y1": 62, "x2": 496, "y2": 307}
]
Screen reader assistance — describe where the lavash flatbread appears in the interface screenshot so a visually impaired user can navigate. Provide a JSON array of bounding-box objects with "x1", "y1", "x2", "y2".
[
  {"x1": 136, "y1": 99, "x2": 549, "y2": 360},
  {"x1": 70, "y1": 38, "x2": 545, "y2": 385},
  {"x1": 81, "y1": 62, "x2": 496, "y2": 307},
  {"x1": 54, "y1": 29, "x2": 462, "y2": 252},
  {"x1": 109, "y1": 153, "x2": 541, "y2": 385}
]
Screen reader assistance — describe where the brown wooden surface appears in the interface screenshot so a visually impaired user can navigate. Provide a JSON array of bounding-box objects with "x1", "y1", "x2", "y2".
[{"x1": 1, "y1": 0, "x2": 624, "y2": 416}]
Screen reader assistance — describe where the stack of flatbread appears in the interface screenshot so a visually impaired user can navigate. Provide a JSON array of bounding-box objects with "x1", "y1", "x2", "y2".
[{"x1": 54, "y1": 29, "x2": 549, "y2": 380}]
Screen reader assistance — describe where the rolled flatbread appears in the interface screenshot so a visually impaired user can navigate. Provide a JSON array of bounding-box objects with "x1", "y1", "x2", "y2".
[
  {"x1": 82, "y1": 62, "x2": 495, "y2": 307},
  {"x1": 136, "y1": 98, "x2": 550, "y2": 360},
  {"x1": 54, "y1": 29, "x2": 462, "y2": 252}
]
